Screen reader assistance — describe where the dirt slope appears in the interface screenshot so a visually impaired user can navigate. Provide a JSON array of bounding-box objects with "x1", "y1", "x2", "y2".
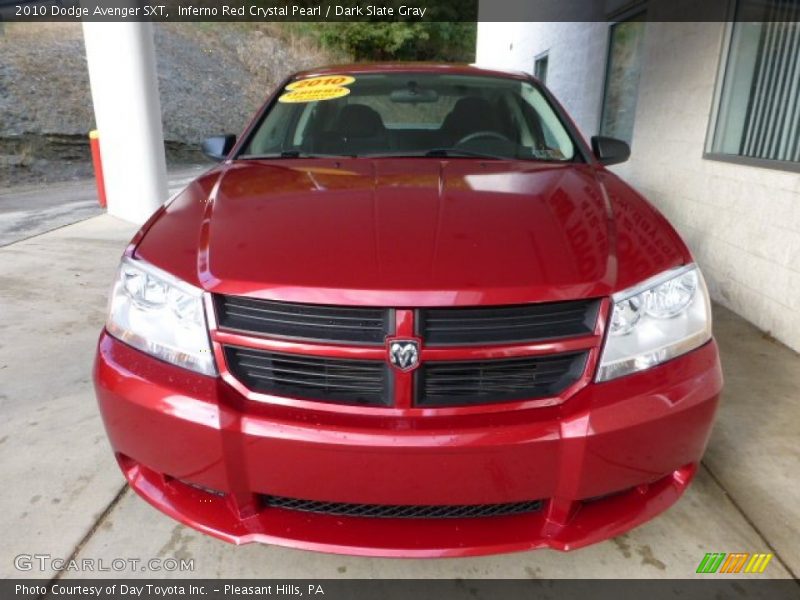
[{"x1": 0, "y1": 22, "x2": 341, "y2": 185}]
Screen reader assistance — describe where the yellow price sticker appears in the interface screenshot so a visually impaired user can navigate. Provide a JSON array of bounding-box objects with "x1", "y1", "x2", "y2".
[{"x1": 279, "y1": 75, "x2": 356, "y2": 103}]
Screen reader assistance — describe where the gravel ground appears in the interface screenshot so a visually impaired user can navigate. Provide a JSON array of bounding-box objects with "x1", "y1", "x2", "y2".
[{"x1": 0, "y1": 22, "x2": 341, "y2": 186}]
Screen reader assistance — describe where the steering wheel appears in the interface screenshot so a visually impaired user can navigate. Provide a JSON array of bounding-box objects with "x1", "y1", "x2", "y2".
[{"x1": 456, "y1": 131, "x2": 512, "y2": 145}]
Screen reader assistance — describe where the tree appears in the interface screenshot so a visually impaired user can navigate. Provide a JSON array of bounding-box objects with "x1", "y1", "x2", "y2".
[
  {"x1": 285, "y1": 0, "x2": 478, "y2": 62},
  {"x1": 315, "y1": 22, "x2": 477, "y2": 62}
]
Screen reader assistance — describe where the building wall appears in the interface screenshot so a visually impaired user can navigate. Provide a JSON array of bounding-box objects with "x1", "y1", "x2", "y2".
[
  {"x1": 476, "y1": 21, "x2": 800, "y2": 352},
  {"x1": 476, "y1": 22, "x2": 609, "y2": 139}
]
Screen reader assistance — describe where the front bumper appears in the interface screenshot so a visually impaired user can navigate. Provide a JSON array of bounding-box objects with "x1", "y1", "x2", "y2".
[{"x1": 94, "y1": 331, "x2": 722, "y2": 557}]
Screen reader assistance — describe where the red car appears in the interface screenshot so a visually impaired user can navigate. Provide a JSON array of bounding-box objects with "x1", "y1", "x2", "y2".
[{"x1": 94, "y1": 64, "x2": 722, "y2": 557}]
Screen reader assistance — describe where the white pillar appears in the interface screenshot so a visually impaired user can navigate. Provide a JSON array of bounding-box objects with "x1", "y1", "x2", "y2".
[{"x1": 82, "y1": 22, "x2": 168, "y2": 224}]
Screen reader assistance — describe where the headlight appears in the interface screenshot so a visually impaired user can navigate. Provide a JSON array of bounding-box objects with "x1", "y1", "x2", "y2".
[
  {"x1": 597, "y1": 264, "x2": 711, "y2": 382},
  {"x1": 106, "y1": 257, "x2": 217, "y2": 376}
]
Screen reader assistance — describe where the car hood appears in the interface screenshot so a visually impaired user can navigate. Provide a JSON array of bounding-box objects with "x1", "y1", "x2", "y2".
[{"x1": 134, "y1": 159, "x2": 688, "y2": 306}]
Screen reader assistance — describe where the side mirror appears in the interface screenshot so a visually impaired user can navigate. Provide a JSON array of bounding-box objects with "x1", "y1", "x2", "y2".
[
  {"x1": 201, "y1": 135, "x2": 236, "y2": 161},
  {"x1": 591, "y1": 135, "x2": 630, "y2": 166}
]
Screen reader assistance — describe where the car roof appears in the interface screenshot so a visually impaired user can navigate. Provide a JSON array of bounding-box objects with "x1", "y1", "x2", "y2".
[{"x1": 292, "y1": 63, "x2": 531, "y2": 81}]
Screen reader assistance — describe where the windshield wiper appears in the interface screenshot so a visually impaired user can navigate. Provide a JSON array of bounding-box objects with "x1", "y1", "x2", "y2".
[
  {"x1": 240, "y1": 151, "x2": 355, "y2": 159},
  {"x1": 279, "y1": 150, "x2": 359, "y2": 158},
  {"x1": 356, "y1": 149, "x2": 512, "y2": 160},
  {"x1": 423, "y1": 148, "x2": 511, "y2": 160}
]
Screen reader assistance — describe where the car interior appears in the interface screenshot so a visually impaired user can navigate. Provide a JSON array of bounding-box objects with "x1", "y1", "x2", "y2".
[
  {"x1": 305, "y1": 95, "x2": 545, "y2": 157},
  {"x1": 241, "y1": 76, "x2": 575, "y2": 161}
]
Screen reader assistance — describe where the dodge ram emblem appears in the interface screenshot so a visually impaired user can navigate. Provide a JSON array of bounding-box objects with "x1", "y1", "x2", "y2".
[{"x1": 388, "y1": 340, "x2": 420, "y2": 372}]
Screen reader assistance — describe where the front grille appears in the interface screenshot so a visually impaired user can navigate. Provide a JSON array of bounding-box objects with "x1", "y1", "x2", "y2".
[
  {"x1": 263, "y1": 495, "x2": 543, "y2": 519},
  {"x1": 416, "y1": 351, "x2": 588, "y2": 407},
  {"x1": 224, "y1": 346, "x2": 390, "y2": 406},
  {"x1": 214, "y1": 295, "x2": 391, "y2": 344},
  {"x1": 417, "y1": 299, "x2": 600, "y2": 345}
]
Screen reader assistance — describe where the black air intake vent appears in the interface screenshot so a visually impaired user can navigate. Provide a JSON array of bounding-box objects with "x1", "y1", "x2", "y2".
[
  {"x1": 416, "y1": 351, "x2": 588, "y2": 408},
  {"x1": 214, "y1": 295, "x2": 391, "y2": 344},
  {"x1": 224, "y1": 346, "x2": 390, "y2": 407},
  {"x1": 263, "y1": 495, "x2": 543, "y2": 519},
  {"x1": 417, "y1": 299, "x2": 600, "y2": 346}
]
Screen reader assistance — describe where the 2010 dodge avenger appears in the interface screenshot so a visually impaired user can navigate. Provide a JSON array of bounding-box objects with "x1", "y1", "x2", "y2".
[{"x1": 93, "y1": 64, "x2": 722, "y2": 556}]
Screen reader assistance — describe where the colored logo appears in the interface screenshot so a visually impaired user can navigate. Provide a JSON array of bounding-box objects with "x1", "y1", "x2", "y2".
[{"x1": 696, "y1": 552, "x2": 773, "y2": 574}]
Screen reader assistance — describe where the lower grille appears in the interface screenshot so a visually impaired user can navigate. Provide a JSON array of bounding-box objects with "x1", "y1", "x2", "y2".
[
  {"x1": 263, "y1": 495, "x2": 543, "y2": 519},
  {"x1": 416, "y1": 351, "x2": 588, "y2": 407},
  {"x1": 224, "y1": 345, "x2": 390, "y2": 407}
]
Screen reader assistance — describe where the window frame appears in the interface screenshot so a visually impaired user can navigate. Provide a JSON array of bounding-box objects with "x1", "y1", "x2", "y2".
[
  {"x1": 533, "y1": 51, "x2": 549, "y2": 85},
  {"x1": 704, "y1": 13, "x2": 800, "y2": 174},
  {"x1": 598, "y1": 9, "x2": 648, "y2": 145}
]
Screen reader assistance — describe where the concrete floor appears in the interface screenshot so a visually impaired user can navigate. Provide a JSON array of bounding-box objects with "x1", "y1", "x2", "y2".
[
  {"x1": 0, "y1": 167, "x2": 203, "y2": 247},
  {"x1": 1, "y1": 214, "x2": 798, "y2": 580}
]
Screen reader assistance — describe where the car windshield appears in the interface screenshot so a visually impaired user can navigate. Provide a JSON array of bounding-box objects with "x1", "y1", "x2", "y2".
[{"x1": 238, "y1": 72, "x2": 578, "y2": 162}]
